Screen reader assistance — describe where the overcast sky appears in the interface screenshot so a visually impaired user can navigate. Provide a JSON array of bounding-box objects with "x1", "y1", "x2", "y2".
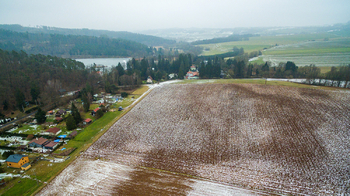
[{"x1": 0, "y1": 0, "x2": 349, "y2": 32}]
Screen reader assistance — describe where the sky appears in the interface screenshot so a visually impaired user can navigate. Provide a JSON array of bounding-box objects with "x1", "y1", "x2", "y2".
[{"x1": 0, "y1": 0, "x2": 349, "y2": 32}]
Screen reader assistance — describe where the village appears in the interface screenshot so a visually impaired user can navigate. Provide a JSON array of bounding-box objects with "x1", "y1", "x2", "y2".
[{"x1": 0, "y1": 89, "x2": 137, "y2": 186}]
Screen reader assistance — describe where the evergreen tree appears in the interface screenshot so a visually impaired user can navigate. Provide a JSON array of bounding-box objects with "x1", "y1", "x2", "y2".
[
  {"x1": 15, "y1": 88, "x2": 25, "y2": 112},
  {"x1": 66, "y1": 114, "x2": 77, "y2": 130},
  {"x1": 2, "y1": 100, "x2": 8, "y2": 111},
  {"x1": 82, "y1": 94, "x2": 90, "y2": 113},
  {"x1": 178, "y1": 62, "x2": 185, "y2": 79},
  {"x1": 262, "y1": 62, "x2": 269, "y2": 72},
  {"x1": 30, "y1": 83, "x2": 40, "y2": 102},
  {"x1": 247, "y1": 64, "x2": 253, "y2": 77},
  {"x1": 71, "y1": 103, "x2": 82, "y2": 125},
  {"x1": 35, "y1": 107, "x2": 46, "y2": 124}
]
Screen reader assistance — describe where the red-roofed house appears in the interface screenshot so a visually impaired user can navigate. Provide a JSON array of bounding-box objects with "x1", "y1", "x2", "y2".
[
  {"x1": 83, "y1": 118, "x2": 92, "y2": 125},
  {"x1": 45, "y1": 127, "x2": 61, "y2": 136},
  {"x1": 28, "y1": 137, "x2": 49, "y2": 148},
  {"x1": 91, "y1": 108, "x2": 100, "y2": 116},
  {"x1": 185, "y1": 65, "x2": 199, "y2": 79},
  {"x1": 185, "y1": 71, "x2": 199, "y2": 79}
]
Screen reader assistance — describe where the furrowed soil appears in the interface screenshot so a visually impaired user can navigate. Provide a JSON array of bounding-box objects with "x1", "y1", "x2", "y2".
[{"x1": 39, "y1": 83, "x2": 350, "y2": 195}]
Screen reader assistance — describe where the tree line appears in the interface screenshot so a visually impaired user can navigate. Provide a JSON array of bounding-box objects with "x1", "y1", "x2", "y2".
[{"x1": 191, "y1": 34, "x2": 255, "y2": 45}]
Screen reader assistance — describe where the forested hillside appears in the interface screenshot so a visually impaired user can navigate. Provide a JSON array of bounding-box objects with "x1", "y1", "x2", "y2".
[
  {"x1": 0, "y1": 24, "x2": 176, "y2": 46},
  {"x1": 0, "y1": 29, "x2": 152, "y2": 58},
  {"x1": 0, "y1": 49, "x2": 93, "y2": 112}
]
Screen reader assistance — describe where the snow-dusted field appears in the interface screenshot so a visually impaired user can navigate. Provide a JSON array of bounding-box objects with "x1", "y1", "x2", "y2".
[{"x1": 40, "y1": 83, "x2": 350, "y2": 195}]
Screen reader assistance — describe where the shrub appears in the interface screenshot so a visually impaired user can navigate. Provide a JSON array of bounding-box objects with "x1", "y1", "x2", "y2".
[{"x1": 121, "y1": 92, "x2": 128, "y2": 98}]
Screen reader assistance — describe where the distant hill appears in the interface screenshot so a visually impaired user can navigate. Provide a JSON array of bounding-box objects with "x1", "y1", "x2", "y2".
[
  {"x1": 0, "y1": 24, "x2": 176, "y2": 46},
  {"x1": 191, "y1": 34, "x2": 255, "y2": 45},
  {"x1": 0, "y1": 28, "x2": 152, "y2": 58}
]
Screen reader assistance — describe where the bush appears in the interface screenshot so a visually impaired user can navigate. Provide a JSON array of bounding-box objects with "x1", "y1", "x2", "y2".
[
  {"x1": 121, "y1": 92, "x2": 128, "y2": 98},
  {"x1": 2, "y1": 151, "x2": 14, "y2": 159},
  {"x1": 95, "y1": 109, "x2": 104, "y2": 119}
]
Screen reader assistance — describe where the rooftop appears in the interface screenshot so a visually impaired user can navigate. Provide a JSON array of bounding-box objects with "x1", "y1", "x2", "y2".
[
  {"x1": 29, "y1": 137, "x2": 48, "y2": 145},
  {"x1": 46, "y1": 127, "x2": 61, "y2": 134},
  {"x1": 6, "y1": 154, "x2": 27, "y2": 163},
  {"x1": 44, "y1": 141, "x2": 58, "y2": 148}
]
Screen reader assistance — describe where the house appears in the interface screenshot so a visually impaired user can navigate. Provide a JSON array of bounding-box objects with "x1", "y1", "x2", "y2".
[
  {"x1": 43, "y1": 141, "x2": 59, "y2": 150},
  {"x1": 168, "y1": 73, "x2": 177, "y2": 79},
  {"x1": 45, "y1": 127, "x2": 61, "y2": 136},
  {"x1": 91, "y1": 108, "x2": 100, "y2": 116},
  {"x1": 190, "y1": 65, "x2": 197, "y2": 71},
  {"x1": 55, "y1": 117, "x2": 63, "y2": 123},
  {"x1": 185, "y1": 71, "x2": 199, "y2": 79},
  {"x1": 56, "y1": 109, "x2": 66, "y2": 117},
  {"x1": 68, "y1": 131, "x2": 78, "y2": 139},
  {"x1": 185, "y1": 65, "x2": 199, "y2": 79},
  {"x1": 48, "y1": 110, "x2": 54, "y2": 115},
  {"x1": 83, "y1": 118, "x2": 92, "y2": 125},
  {"x1": 147, "y1": 76, "x2": 153, "y2": 84},
  {"x1": 28, "y1": 137, "x2": 49, "y2": 148},
  {"x1": 6, "y1": 154, "x2": 30, "y2": 169}
]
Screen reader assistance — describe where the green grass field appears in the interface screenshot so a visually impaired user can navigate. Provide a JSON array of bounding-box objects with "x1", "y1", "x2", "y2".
[{"x1": 198, "y1": 33, "x2": 338, "y2": 56}]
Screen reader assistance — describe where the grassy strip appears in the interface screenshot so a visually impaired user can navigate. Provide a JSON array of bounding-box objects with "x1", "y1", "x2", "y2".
[
  {"x1": 178, "y1": 79, "x2": 349, "y2": 91},
  {"x1": 263, "y1": 47, "x2": 350, "y2": 55},
  {"x1": 0, "y1": 86, "x2": 150, "y2": 196}
]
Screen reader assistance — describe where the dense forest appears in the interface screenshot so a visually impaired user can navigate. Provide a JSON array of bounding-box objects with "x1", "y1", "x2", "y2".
[
  {"x1": 0, "y1": 49, "x2": 92, "y2": 113},
  {"x1": 191, "y1": 34, "x2": 254, "y2": 45},
  {"x1": 0, "y1": 24, "x2": 176, "y2": 46},
  {"x1": 0, "y1": 29, "x2": 152, "y2": 58}
]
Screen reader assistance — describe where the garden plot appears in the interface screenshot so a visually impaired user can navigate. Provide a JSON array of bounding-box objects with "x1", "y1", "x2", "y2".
[{"x1": 41, "y1": 83, "x2": 350, "y2": 195}]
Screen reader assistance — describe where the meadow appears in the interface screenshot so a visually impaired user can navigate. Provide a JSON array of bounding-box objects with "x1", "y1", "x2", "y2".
[
  {"x1": 197, "y1": 33, "x2": 337, "y2": 55},
  {"x1": 198, "y1": 33, "x2": 350, "y2": 67}
]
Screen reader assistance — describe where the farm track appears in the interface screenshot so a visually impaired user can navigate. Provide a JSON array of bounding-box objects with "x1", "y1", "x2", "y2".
[{"x1": 40, "y1": 83, "x2": 350, "y2": 195}]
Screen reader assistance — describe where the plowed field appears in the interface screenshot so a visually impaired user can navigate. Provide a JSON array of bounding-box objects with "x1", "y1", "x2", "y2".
[{"x1": 40, "y1": 83, "x2": 350, "y2": 195}]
